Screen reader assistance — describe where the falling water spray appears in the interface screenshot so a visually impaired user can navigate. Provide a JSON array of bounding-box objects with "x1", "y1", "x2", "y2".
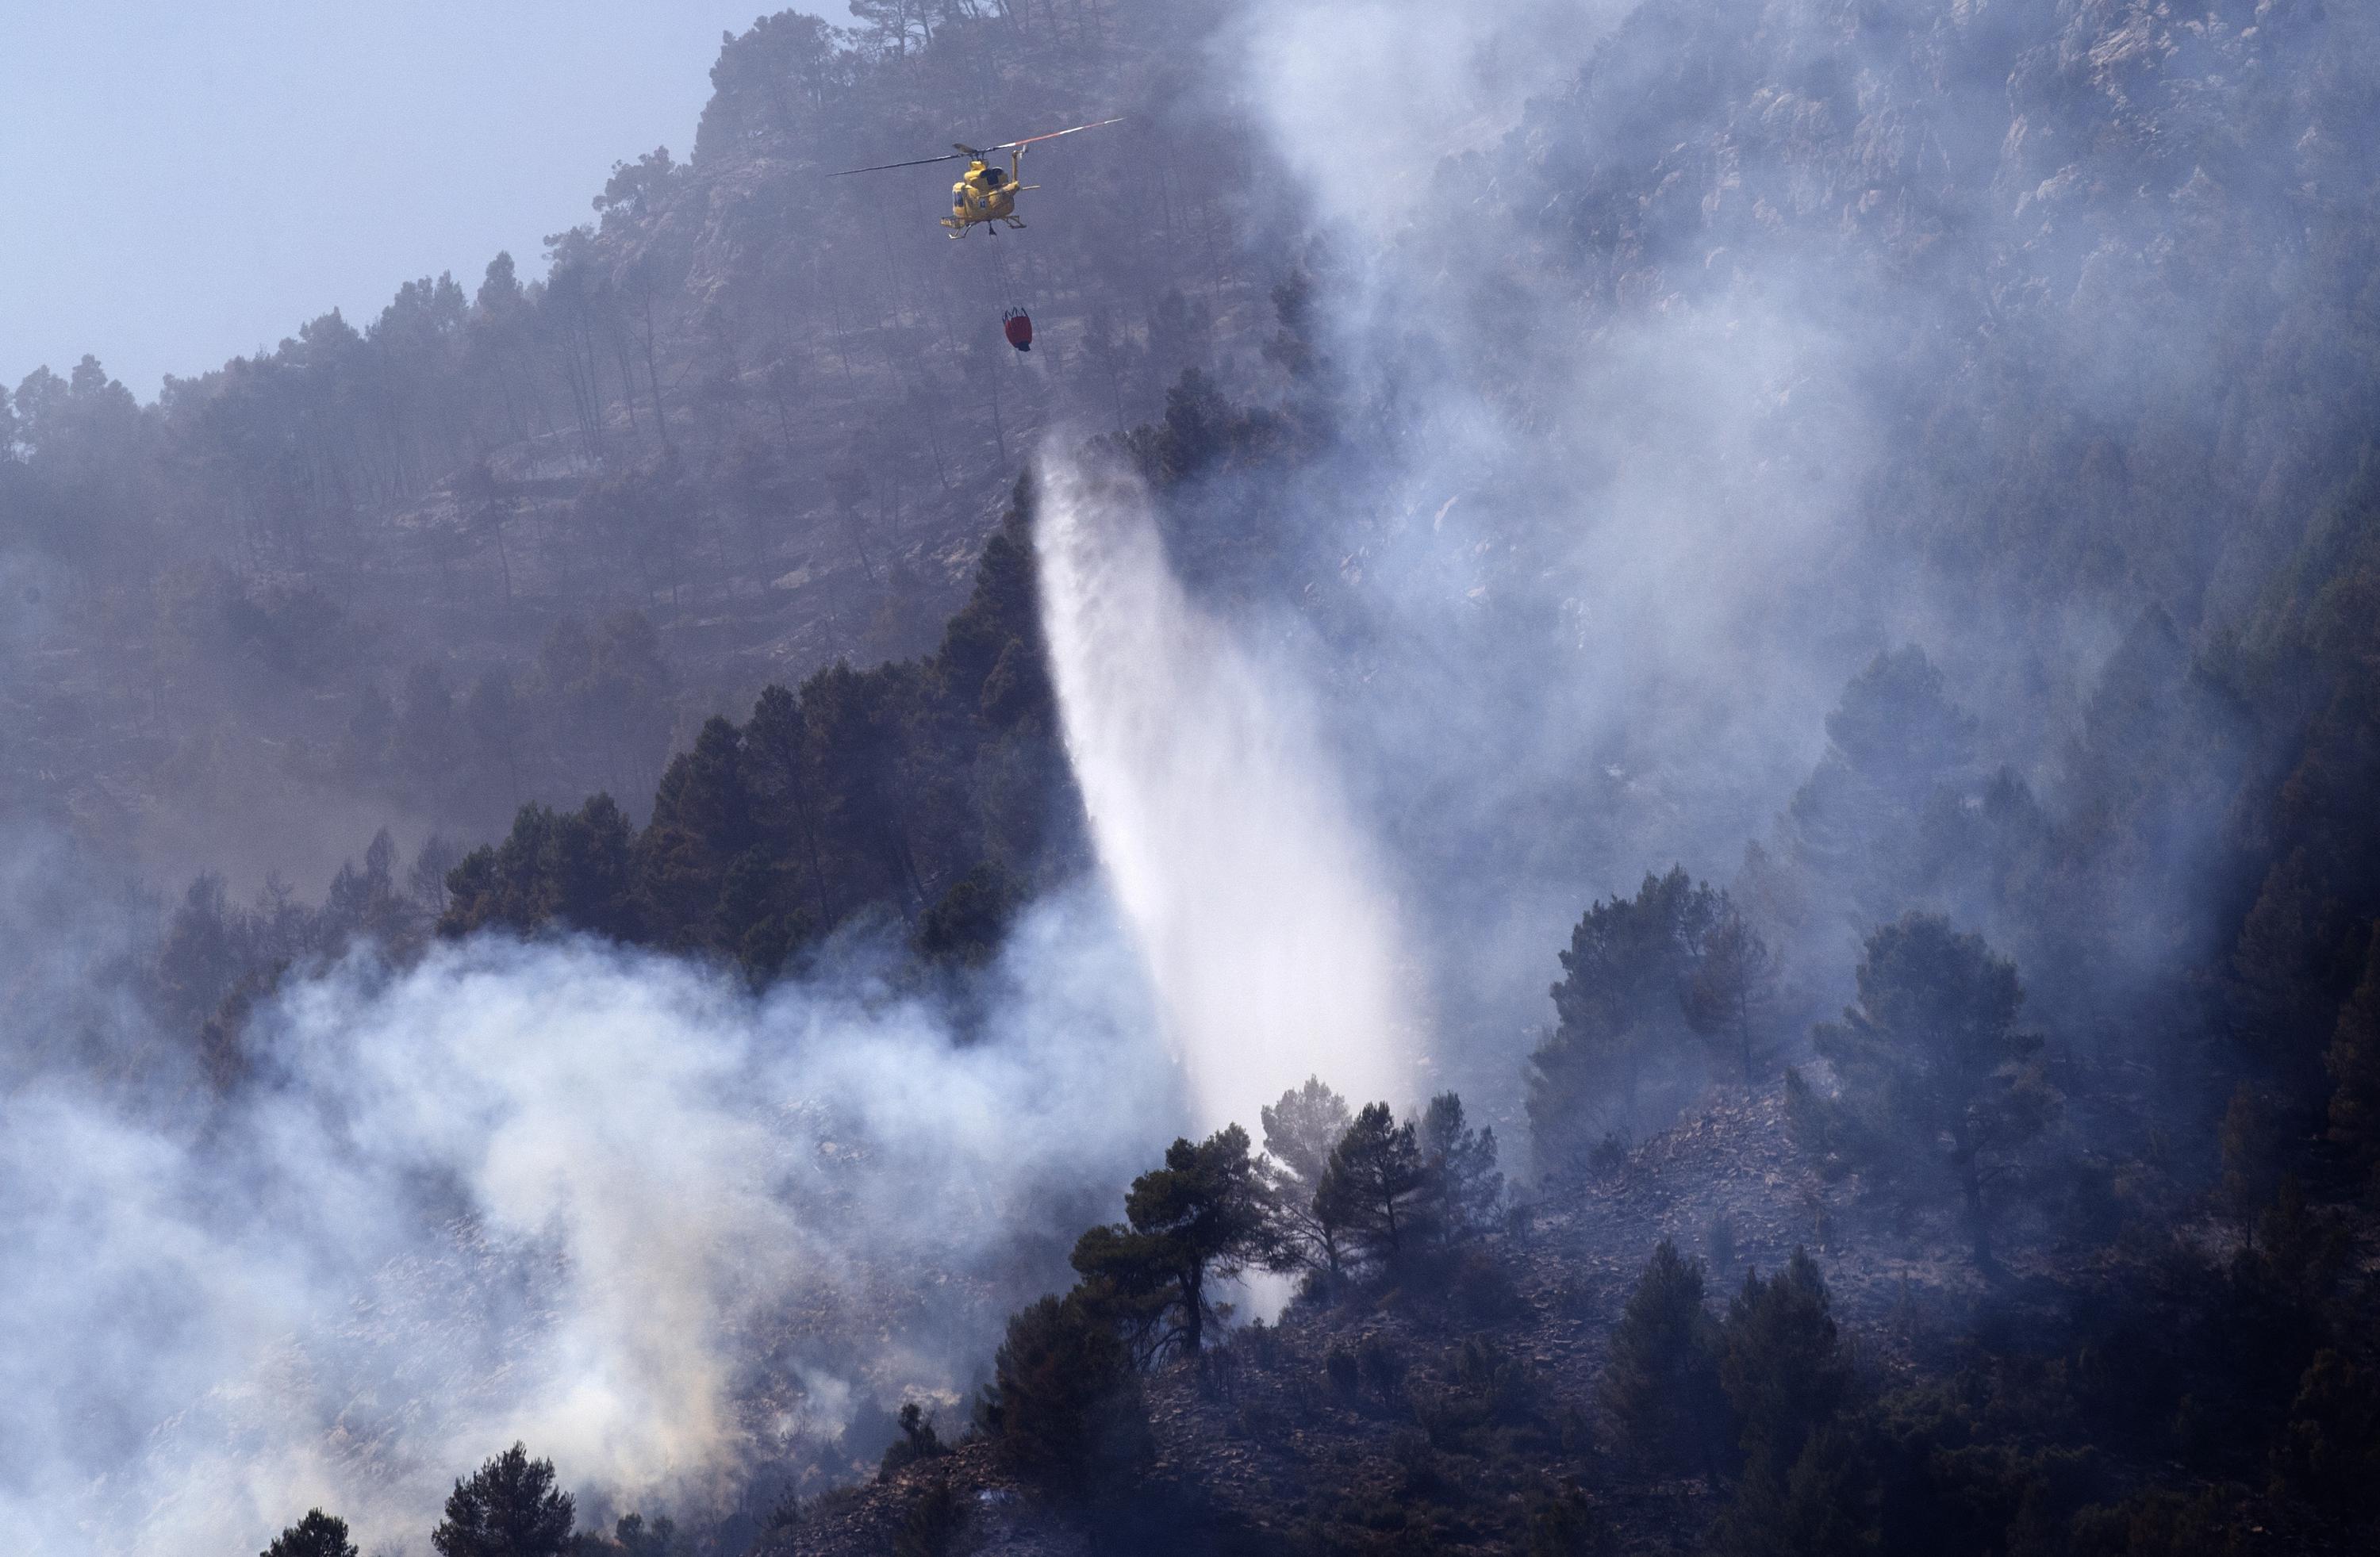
[{"x1": 1035, "y1": 452, "x2": 1418, "y2": 1130}]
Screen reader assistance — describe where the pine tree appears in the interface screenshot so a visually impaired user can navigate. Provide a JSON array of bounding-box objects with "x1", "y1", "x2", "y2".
[
  {"x1": 439, "y1": 795, "x2": 639, "y2": 941},
  {"x1": 647, "y1": 715, "x2": 758, "y2": 862},
  {"x1": 1687, "y1": 907, "x2": 1779, "y2": 1083},
  {"x1": 1714, "y1": 1425, "x2": 1881, "y2": 1557},
  {"x1": 1417, "y1": 1091, "x2": 1504, "y2": 1244},
  {"x1": 1529, "y1": 868, "x2": 1724, "y2": 1172},
  {"x1": 800, "y1": 660, "x2": 930, "y2": 911},
  {"x1": 2230, "y1": 849, "x2": 2332, "y2": 1060},
  {"x1": 637, "y1": 714, "x2": 759, "y2": 946},
  {"x1": 2323, "y1": 926, "x2": 2380, "y2": 1175},
  {"x1": 913, "y1": 861, "x2": 1022, "y2": 966},
  {"x1": 1718, "y1": 1250, "x2": 1854, "y2": 1483},
  {"x1": 1601, "y1": 1241, "x2": 1729, "y2": 1475},
  {"x1": 159, "y1": 872, "x2": 248, "y2": 1034},
  {"x1": 1070, "y1": 1126, "x2": 1274, "y2": 1357},
  {"x1": 1821, "y1": 648, "x2": 1979, "y2": 802},
  {"x1": 744, "y1": 682, "x2": 833, "y2": 922},
  {"x1": 1778, "y1": 647, "x2": 1979, "y2": 930},
  {"x1": 1262, "y1": 1076, "x2": 1353, "y2": 1192},
  {"x1": 432, "y1": 1443, "x2": 576, "y2": 1557},
  {"x1": 262, "y1": 1509, "x2": 358, "y2": 1557},
  {"x1": 1260, "y1": 1076, "x2": 1355, "y2": 1283},
  {"x1": 981, "y1": 1293, "x2": 1149, "y2": 1491},
  {"x1": 1316, "y1": 1103, "x2": 1427, "y2": 1267},
  {"x1": 1807, "y1": 914, "x2": 2057, "y2": 1260},
  {"x1": 2218, "y1": 1083, "x2": 2281, "y2": 1248},
  {"x1": 547, "y1": 795, "x2": 641, "y2": 938}
]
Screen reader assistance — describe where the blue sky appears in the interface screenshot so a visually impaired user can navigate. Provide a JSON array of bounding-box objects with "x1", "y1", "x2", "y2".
[{"x1": 2, "y1": 2, "x2": 844, "y2": 399}]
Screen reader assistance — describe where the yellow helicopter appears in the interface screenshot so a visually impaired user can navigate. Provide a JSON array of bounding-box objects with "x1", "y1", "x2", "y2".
[{"x1": 831, "y1": 118, "x2": 1123, "y2": 237}]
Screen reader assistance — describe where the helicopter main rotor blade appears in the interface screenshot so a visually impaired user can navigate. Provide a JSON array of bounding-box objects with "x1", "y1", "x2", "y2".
[
  {"x1": 827, "y1": 150, "x2": 973, "y2": 177},
  {"x1": 988, "y1": 117, "x2": 1126, "y2": 152},
  {"x1": 827, "y1": 119, "x2": 1119, "y2": 177}
]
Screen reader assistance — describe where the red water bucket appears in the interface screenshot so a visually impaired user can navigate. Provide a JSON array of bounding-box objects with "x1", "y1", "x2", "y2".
[{"x1": 1002, "y1": 310, "x2": 1034, "y2": 352}]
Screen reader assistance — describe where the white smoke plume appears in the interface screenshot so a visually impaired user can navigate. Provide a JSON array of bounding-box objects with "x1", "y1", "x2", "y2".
[
  {"x1": 1179, "y1": 0, "x2": 1868, "y2": 1117},
  {"x1": 0, "y1": 887, "x2": 1174, "y2": 1556},
  {"x1": 1168, "y1": 0, "x2": 2333, "y2": 1138},
  {"x1": 1035, "y1": 451, "x2": 1420, "y2": 1129},
  {"x1": 1231, "y1": 0, "x2": 1630, "y2": 240}
]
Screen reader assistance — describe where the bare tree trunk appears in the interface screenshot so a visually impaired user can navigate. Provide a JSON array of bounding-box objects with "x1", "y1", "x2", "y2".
[{"x1": 637, "y1": 264, "x2": 672, "y2": 450}]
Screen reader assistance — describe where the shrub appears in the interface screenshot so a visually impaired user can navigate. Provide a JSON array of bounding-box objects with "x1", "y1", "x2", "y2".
[
  {"x1": 1326, "y1": 1346, "x2": 1360, "y2": 1398},
  {"x1": 892, "y1": 1475, "x2": 964, "y2": 1557},
  {"x1": 1526, "y1": 1486, "x2": 1609, "y2": 1556},
  {"x1": 2065, "y1": 1487, "x2": 2248, "y2": 1557},
  {"x1": 2271, "y1": 1348, "x2": 2380, "y2": 1513},
  {"x1": 1707, "y1": 1211, "x2": 1739, "y2": 1281},
  {"x1": 1358, "y1": 1333, "x2": 1407, "y2": 1404},
  {"x1": 982, "y1": 1293, "x2": 1150, "y2": 1492},
  {"x1": 609, "y1": 1513, "x2": 680, "y2": 1556},
  {"x1": 877, "y1": 1401, "x2": 950, "y2": 1482},
  {"x1": 1449, "y1": 1247, "x2": 1526, "y2": 1322}
]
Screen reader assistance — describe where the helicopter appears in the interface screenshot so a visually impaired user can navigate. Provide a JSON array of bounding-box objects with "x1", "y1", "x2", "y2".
[{"x1": 831, "y1": 118, "x2": 1123, "y2": 237}]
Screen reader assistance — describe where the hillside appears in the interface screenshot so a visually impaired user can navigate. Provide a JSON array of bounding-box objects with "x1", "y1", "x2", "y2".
[
  {"x1": 5, "y1": 2, "x2": 2380, "y2": 1556},
  {"x1": 1, "y1": 0, "x2": 1269, "y2": 890}
]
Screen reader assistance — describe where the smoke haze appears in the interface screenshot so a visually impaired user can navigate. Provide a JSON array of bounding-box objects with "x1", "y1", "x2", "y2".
[
  {"x1": 10, "y1": 0, "x2": 2380, "y2": 1551},
  {"x1": 1182, "y1": 0, "x2": 2303, "y2": 1105},
  {"x1": 0, "y1": 890, "x2": 1173, "y2": 1555}
]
